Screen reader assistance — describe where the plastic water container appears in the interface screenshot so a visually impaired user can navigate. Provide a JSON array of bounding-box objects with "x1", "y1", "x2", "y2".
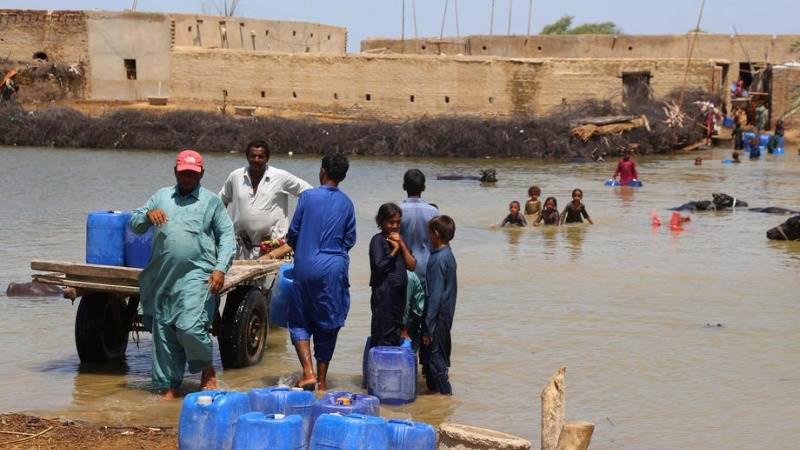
[
  {"x1": 759, "y1": 134, "x2": 770, "y2": 148},
  {"x1": 604, "y1": 179, "x2": 621, "y2": 187},
  {"x1": 310, "y1": 413, "x2": 388, "y2": 450},
  {"x1": 86, "y1": 211, "x2": 130, "y2": 266},
  {"x1": 774, "y1": 136, "x2": 785, "y2": 154},
  {"x1": 179, "y1": 391, "x2": 251, "y2": 450},
  {"x1": 310, "y1": 391, "x2": 380, "y2": 431},
  {"x1": 231, "y1": 412, "x2": 304, "y2": 450},
  {"x1": 270, "y1": 264, "x2": 294, "y2": 327},
  {"x1": 386, "y1": 419, "x2": 436, "y2": 450},
  {"x1": 722, "y1": 116, "x2": 734, "y2": 128},
  {"x1": 743, "y1": 131, "x2": 757, "y2": 152},
  {"x1": 626, "y1": 179, "x2": 643, "y2": 188},
  {"x1": 124, "y1": 221, "x2": 153, "y2": 268},
  {"x1": 248, "y1": 386, "x2": 314, "y2": 440},
  {"x1": 367, "y1": 346, "x2": 417, "y2": 404}
]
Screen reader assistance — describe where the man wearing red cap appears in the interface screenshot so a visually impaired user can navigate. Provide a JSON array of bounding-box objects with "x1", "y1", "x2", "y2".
[{"x1": 130, "y1": 150, "x2": 236, "y2": 399}]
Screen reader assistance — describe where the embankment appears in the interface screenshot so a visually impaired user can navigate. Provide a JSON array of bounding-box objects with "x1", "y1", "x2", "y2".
[{"x1": 0, "y1": 90, "x2": 711, "y2": 158}]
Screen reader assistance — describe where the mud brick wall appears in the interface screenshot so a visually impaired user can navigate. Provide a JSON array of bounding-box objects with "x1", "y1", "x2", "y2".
[{"x1": 0, "y1": 10, "x2": 89, "y2": 64}]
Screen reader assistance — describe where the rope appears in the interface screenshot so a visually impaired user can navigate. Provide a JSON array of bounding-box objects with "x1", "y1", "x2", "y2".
[
  {"x1": 440, "y1": 0, "x2": 449, "y2": 39},
  {"x1": 678, "y1": 0, "x2": 706, "y2": 106}
]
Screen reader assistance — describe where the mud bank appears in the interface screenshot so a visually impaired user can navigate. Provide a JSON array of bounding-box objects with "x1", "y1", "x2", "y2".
[
  {"x1": 0, "y1": 413, "x2": 175, "y2": 449},
  {"x1": 0, "y1": 90, "x2": 713, "y2": 159}
]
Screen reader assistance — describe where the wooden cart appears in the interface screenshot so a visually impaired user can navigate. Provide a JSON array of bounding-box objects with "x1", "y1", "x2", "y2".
[{"x1": 30, "y1": 259, "x2": 283, "y2": 368}]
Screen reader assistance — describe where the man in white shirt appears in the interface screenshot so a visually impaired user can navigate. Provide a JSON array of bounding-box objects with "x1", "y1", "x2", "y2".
[{"x1": 219, "y1": 140, "x2": 312, "y2": 260}]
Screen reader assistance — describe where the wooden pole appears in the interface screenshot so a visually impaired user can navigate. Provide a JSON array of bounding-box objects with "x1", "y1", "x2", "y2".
[
  {"x1": 412, "y1": 0, "x2": 418, "y2": 39},
  {"x1": 527, "y1": 0, "x2": 533, "y2": 36},
  {"x1": 540, "y1": 367, "x2": 566, "y2": 450},
  {"x1": 507, "y1": 0, "x2": 513, "y2": 35},
  {"x1": 454, "y1": 0, "x2": 460, "y2": 37},
  {"x1": 555, "y1": 421, "x2": 594, "y2": 450},
  {"x1": 440, "y1": 0, "x2": 449, "y2": 39},
  {"x1": 490, "y1": 0, "x2": 495, "y2": 35},
  {"x1": 678, "y1": 0, "x2": 706, "y2": 106},
  {"x1": 401, "y1": 0, "x2": 406, "y2": 53}
]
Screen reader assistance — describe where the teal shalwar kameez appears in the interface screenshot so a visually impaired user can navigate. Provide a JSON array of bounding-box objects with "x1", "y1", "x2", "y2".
[{"x1": 130, "y1": 185, "x2": 235, "y2": 390}]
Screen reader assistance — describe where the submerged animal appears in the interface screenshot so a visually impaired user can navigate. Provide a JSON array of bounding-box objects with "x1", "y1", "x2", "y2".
[
  {"x1": 5, "y1": 281, "x2": 64, "y2": 297},
  {"x1": 437, "y1": 169, "x2": 497, "y2": 183},
  {"x1": 670, "y1": 193, "x2": 747, "y2": 211},
  {"x1": 766, "y1": 215, "x2": 800, "y2": 241},
  {"x1": 748, "y1": 207, "x2": 798, "y2": 214}
]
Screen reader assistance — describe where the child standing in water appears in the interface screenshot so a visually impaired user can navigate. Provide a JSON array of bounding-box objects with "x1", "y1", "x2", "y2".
[
  {"x1": 401, "y1": 270, "x2": 425, "y2": 352},
  {"x1": 369, "y1": 203, "x2": 416, "y2": 347},
  {"x1": 421, "y1": 215, "x2": 458, "y2": 395},
  {"x1": 525, "y1": 186, "x2": 542, "y2": 219},
  {"x1": 534, "y1": 197, "x2": 560, "y2": 226},
  {"x1": 561, "y1": 189, "x2": 594, "y2": 224},
  {"x1": 500, "y1": 201, "x2": 527, "y2": 227}
]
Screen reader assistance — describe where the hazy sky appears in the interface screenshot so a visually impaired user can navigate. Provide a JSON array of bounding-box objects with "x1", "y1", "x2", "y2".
[{"x1": 5, "y1": 0, "x2": 798, "y2": 51}]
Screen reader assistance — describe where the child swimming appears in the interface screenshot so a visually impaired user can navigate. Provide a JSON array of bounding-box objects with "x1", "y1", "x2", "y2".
[
  {"x1": 525, "y1": 186, "x2": 542, "y2": 218},
  {"x1": 500, "y1": 201, "x2": 527, "y2": 227},
  {"x1": 534, "y1": 197, "x2": 560, "y2": 226},
  {"x1": 561, "y1": 189, "x2": 593, "y2": 224}
]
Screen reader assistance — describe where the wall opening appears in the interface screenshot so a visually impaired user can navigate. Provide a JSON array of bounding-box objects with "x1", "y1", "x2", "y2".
[
  {"x1": 124, "y1": 59, "x2": 137, "y2": 80},
  {"x1": 305, "y1": 47, "x2": 310, "y2": 52},
  {"x1": 327, "y1": 34, "x2": 331, "y2": 40},
  {"x1": 410, "y1": 95, "x2": 415, "y2": 102},
  {"x1": 622, "y1": 71, "x2": 651, "y2": 104},
  {"x1": 334, "y1": 93, "x2": 339, "y2": 100},
  {"x1": 260, "y1": 90, "x2": 266, "y2": 98},
  {"x1": 33, "y1": 51, "x2": 48, "y2": 61},
  {"x1": 444, "y1": 96, "x2": 450, "y2": 103},
  {"x1": 188, "y1": 26, "x2": 192, "y2": 32},
  {"x1": 421, "y1": 45, "x2": 427, "y2": 50},
  {"x1": 310, "y1": 33, "x2": 314, "y2": 38},
  {"x1": 265, "y1": 30, "x2": 270, "y2": 36},
  {"x1": 292, "y1": 91, "x2": 298, "y2": 98},
  {"x1": 482, "y1": 45, "x2": 487, "y2": 51},
  {"x1": 292, "y1": 30, "x2": 297, "y2": 36},
  {"x1": 537, "y1": 46, "x2": 543, "y2": 51},
  {"x1": 488, "y1": 96, "x2": 495, "y2": 104},
  {"x1": 366, "y1": 94, "x2": 372, "y2": 101},
  {"x1": 627, "y1": 46, "x2": 633, "y2": 51}
]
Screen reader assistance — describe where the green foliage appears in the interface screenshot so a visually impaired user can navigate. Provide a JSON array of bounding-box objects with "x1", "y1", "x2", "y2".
[
  {"x1": 791, "y1": 41, "x2": 800, "y2": 53},
  {"x1": 541, "y1": 15, "x2": 621, "y2": 35}
]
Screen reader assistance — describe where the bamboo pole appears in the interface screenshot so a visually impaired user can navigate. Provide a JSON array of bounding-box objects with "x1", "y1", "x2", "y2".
[
  {"x1": 454, "y1": 0, "x2": 460, "y2": 37},
  {"x1": 490, "y1": 0, "x2": 495, "y2": 35},
  {"x1": 412, "y1": 0, "x2": 418, "y2": 39},
  {"x1": 401, "y1": 0, "x2": 406, "y2": 53},
  {"x1": 540, "y1": 367, "x2": 566, "y2": 450},
  {"x1": 440, "y1": 0, "x2": 449, "y2": 39},
  {"x1": 507, "y1": 0, "x2": 513, "y2": 35},
  {"x1": 527, "y1": 0, "x2": 533, "y2": 36}
]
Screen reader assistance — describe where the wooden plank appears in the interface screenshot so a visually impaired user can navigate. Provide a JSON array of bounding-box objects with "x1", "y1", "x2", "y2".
[
  {"x1": 221, "y1": 262, "x2": 283, "y2": 293},
  {"x1": 33, "y1": 275, "x2": 140, "y2": 295},
  {"x1": 31, "y1": 260, "x2": 141, "y2": 281}
]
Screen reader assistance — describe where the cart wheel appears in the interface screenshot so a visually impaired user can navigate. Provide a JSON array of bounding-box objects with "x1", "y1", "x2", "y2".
[
  {"x1": 75, "y1": 293, "x2": 129, "y2": 362},
  {"x1": 219, "y1": 286, "x2": 269, "y2": 369}
]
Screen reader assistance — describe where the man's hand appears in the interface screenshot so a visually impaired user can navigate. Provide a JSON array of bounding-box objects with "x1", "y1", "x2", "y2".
[
  {"x1": 208, "y1": 271, "x2": 225, "y2": 294},
  {"x1": 147, "y1": 208, "x2": 168, "y2": 226},
  {"x1": 422, "y1": 335, "x2": 432, "y2": 346}
]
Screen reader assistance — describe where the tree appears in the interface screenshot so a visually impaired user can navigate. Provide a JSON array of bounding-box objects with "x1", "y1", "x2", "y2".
[
  {"x1": 540, "y1": 15, "x2": 621, "y2": 35},
  {"x1": 201, "y1": 0, "x2": 242, "y2": 17}
]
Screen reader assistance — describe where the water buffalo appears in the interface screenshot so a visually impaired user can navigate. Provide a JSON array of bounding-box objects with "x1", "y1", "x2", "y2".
[
  {"x1": 749, "y1": 207, "x2": 798, "y2": 214},
  {"x1": 766, "y1": 215, "x2": 800, "y2": 241},
  {"x1": 670, "y1": 193, "x2": 747, "y2": 211},
  {"x1": 5, "y1": 281, "x2": 64, "y2": 297},
  {"x1": 437, "y1": 169, "x2": 497, "y2": 183}
]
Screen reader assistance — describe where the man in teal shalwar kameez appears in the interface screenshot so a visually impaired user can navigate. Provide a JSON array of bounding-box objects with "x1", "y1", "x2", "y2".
[{"x1": 130, "y1": 150, "x2": 235, "y2": 399}]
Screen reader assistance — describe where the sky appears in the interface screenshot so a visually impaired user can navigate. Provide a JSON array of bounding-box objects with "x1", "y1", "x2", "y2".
[{"x1": 3, "y1": 0, "x2": 797, "y2": 52}]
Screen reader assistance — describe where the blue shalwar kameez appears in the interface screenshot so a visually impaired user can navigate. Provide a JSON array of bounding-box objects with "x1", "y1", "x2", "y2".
[
  {"x1": 421, "y1": 245, "x2": 457, "y2": 395},
  {"x1": 130, "y1": 185, "x2": 235, "y2": 390},
  {"x1": 286, "y1": 185, "x2": 356, "y2": 363}
]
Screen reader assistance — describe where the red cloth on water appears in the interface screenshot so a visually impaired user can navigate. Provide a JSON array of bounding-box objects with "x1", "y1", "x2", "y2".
[{"x1": 613, "y1": 159, "x2": 638, "y2": 185}]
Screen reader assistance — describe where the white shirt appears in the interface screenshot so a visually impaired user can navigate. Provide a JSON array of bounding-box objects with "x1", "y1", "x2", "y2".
[{"x1": 219, "y1": 166, "x2": 312, "y2": 259}]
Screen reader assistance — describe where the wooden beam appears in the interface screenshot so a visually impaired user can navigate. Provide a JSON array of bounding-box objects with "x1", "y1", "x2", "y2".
[
  {"x1": 31, "y1": 260, "x2": 140, "y2": 281},
  {"x1": 541, "y1": 367, "x2": 566, "y2": 450},
  {"x1": 555, "y1": 421, "x2": 594, "y2": 450},
  {"x1": 33, "y1": 275, "x2": 140, "y2": 295}
]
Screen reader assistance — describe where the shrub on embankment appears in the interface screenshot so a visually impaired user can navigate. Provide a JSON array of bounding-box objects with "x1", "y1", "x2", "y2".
[{"x1": 0, "y1": 89, "x2": 715, "y2": 158}]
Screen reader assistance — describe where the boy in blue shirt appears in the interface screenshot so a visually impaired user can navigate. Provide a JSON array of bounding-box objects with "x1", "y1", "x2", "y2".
[{"x1": 421, "y1": 215, "x2": 457, "y2": 395}]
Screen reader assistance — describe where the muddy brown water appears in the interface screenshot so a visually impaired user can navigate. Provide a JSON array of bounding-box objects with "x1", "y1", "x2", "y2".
[{"x1": 0, "y1": 146, "x2": 798, "y2": 449}]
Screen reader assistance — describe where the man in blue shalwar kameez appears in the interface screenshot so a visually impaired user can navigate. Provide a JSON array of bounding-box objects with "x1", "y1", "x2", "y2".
[
  {"x1": 286, "y1": 153, "x2": 356, "y2": 391},
  {"x1": 130, "y1": 150, "x2": 235, "y2": 400}
]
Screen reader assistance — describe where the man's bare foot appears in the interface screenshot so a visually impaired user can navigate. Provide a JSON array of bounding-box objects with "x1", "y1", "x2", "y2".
[
  {"x1": 162, "y1": 388, "x2": 179, "y2": 400},
  {"x1": 296, "y1": 375, "x2": 317, "y2": 391},
  {"x1": 200, "y1": 367, "x2": 217, "y2": 391},
  {"x1": 317, "y1": 380, "x2": 328, "y2": 392}
]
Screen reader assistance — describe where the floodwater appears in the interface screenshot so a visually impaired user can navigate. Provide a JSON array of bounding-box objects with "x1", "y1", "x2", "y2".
[{"x1": 0, "y1": 146, "x2": 798, "y2": 449}]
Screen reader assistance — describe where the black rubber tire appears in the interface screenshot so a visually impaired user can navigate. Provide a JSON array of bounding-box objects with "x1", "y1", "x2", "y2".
[
  {"x1": 219, "y1": 286, "x2": 269, "y2": 369},
  {"x1": 74, "y1": 293, "x2": 129, "y2": 362}
]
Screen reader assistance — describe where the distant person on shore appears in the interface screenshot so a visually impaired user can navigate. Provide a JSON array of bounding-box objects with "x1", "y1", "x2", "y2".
[
  {"x1": 755, "y1": 103, "x2": 768, "y2": 133},
  {"x1": 219, "y1": 140, "x2": 311, "y2": 261},
  {"x1": 130, "y1": 150, "x2": 236, "y2": 399},
  {"x1": 1, "y1": 69, "x2": 19, "y2": 102},
  {"x1": 500, "y1": 201, "x2": 527, "y2": 227},
  {"x1": 524, "y1": 186, "x2": 542, "y2": 219},
  {"x1": 534, "y1": 197, "x2": 560, "y2": 226},
  {"x1": 286, "y1": 153, "x2": 356, "y2": 391},
  {"x1": 400, "y1": 169, "x2": 439, "y2": 288},
  {"x1": 421, "y1": 215, "x2": 458, "y2": 396},
  {"x1": 611, "y1": 151, "x2": 639, "y2": 186},
  {"x1": 561, "y1": 189, "x2": 594, "y2": 225},
  {"x1": 369, "y1": 203, "x2": 416, "y2": 347}
]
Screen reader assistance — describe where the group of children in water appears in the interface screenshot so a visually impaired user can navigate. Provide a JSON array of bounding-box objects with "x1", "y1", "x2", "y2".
[
  {"x1": 368, "y1": 170, "x2": 457, "y2": 395},
  {"x1": 501, "y1": 186, "x2": 594, "y2": 227}
]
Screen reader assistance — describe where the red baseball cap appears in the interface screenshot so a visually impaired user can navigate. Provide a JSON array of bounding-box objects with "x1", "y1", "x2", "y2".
[{"x1": 176, "y1": 150, "x2": 204, "y2": 173}]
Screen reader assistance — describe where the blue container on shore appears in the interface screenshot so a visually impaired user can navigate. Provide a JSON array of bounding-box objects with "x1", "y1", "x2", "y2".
[
  {"x1": 310, "y1": 413, "x2": 389, "y2": 450},
  {"x1": 232, "y1": 412, "x2": 304, "y2": 450},
  {"x1": 86, "y1": 211, "x2": 130, "y2": 266},
  {"x1": 124, "y1": 221, "x2": 153, "y2": 268},
  {"x1": 311, "y1": 392, "x2": 380, "y2": 431},
  {"x1": 179, "y1": 390, "x2": 251, "y2": 450},
  {"x1": 722, "y1": 116, "x2": 734, "y2": 128},
  {"x1": 367, "y1": 346, "x2": 417, "y2": 405},
  {"x1": 386, "y1": 420, "x2": 436, "y2": 450},
  {"x1": 248, "y1": 386, "x2": 315, "y2": 440},
  {"x1": 270, "y1": 264, "x2": 295, "y2": 327}
]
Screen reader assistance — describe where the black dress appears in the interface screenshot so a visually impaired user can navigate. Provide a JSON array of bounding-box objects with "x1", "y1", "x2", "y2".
[{"x1": 369, "y1": 233, "x2": 408, "y2": 347}]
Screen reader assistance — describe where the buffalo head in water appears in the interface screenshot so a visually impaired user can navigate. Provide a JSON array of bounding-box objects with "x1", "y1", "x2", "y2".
[
  {"x1": 5, "y1": 281, "x2": 64, "y2": 297},
  {"x1": 712, "y1": 193, "x2": 748, "y2": 209},
  {"x1": 480, "y1": 169, "x2": 497, "y2": 183},
  {"x1": 438, "y1": 169, "x2": 498, "y2": 183},
  {"x1": 671, "y1": 193, "x2": 747, "y2": 212},
  {"x1": 766, "y1": 215, "x2": 800, "y2": 241}
]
